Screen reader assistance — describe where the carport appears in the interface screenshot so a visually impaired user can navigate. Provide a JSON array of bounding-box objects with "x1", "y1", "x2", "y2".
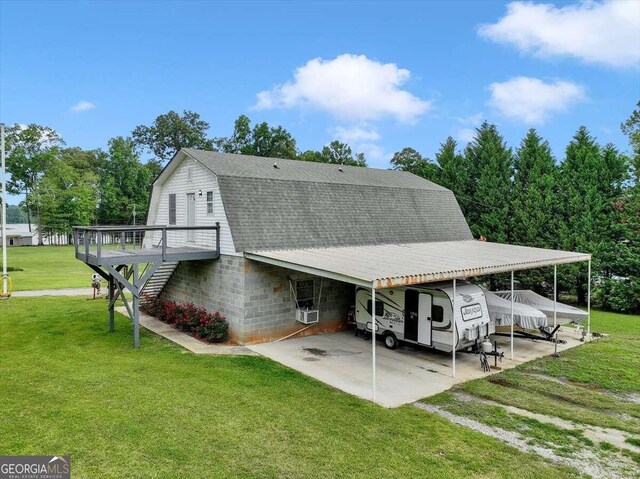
[{"x1": 246, "y1": 239, "x2": 592, "y2": 403}]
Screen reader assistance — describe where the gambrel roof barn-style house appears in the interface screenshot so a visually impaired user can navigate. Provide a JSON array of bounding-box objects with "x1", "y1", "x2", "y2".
[
  {"x1": 74, "y1": 147, "x2": 591, "y2": 362},
  {"x1": 136, "y1": 149, "x2": 589, "y2": 345}
]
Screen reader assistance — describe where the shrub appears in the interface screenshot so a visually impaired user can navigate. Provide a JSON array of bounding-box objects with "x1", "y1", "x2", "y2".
[
  {"x1": 140, "y1": 295, "x2": 228, "y2": 343},
  {"x1": 195, "y1": 312, "x2": 228, "y2": 343}
]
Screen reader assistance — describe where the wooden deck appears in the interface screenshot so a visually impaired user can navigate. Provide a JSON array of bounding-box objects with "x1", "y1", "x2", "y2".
[
  {"x1": 73, "y1": 225, "x2": 221, "y2": 266},
  {"x1": 77, "y1": 245, "x2": 219, "y2": 266}
]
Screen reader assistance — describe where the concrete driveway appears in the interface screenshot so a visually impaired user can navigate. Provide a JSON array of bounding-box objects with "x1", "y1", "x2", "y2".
[{"x1": 247, "y1": 329, "x2": 585, "y2": 408}]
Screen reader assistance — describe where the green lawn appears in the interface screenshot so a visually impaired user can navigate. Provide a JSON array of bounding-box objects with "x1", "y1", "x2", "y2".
[
  {"x1": 0, "y1": 245, "x2": 90, "y2": 291},
  {"x1": 421, "y1": 310, "x2": 640, "y2": 470},
  {"x1": 0, "y1": 296, "x2": 578, "y2": 479}
]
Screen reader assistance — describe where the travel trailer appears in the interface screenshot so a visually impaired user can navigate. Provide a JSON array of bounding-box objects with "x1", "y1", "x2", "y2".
[{"x1": 355, "y1": 282, "x2": 494, "y2": 352}]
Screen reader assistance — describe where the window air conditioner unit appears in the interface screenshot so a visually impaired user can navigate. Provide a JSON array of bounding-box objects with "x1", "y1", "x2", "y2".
[{"x1": 296, "y1": 308, "x2": 319, "y2": 325}]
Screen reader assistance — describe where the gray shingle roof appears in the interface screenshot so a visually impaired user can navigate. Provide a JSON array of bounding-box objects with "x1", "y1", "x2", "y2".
[
  {"x1": 184, "y1": 149, "x2": 447, "y2": 190},
  {"x1": 183, "y1": 149, "x2": 473, "y2": 252}
]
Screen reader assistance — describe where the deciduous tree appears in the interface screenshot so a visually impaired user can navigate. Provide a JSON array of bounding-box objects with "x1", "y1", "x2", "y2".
[
  {"x1": 390, "y1": 147, "x2": 439, "y2": 182},
  {"x1": 216, "y1": 115, "x2": 298, "y2": 159},
  {"x1": 132, "y1": 110, "x2": 214, "y2": 163},
  {"x1": 97, "y1": 137, "x2": 152, "y2": 225},
  {"x1": 5, "y1": 124, "x2": 64, "y2": 243}
]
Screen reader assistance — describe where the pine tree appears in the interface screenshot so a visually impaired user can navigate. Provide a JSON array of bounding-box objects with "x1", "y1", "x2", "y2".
[
  {"x1": 435, "y1": 137, "x2": 470, "y2": 214},
  {"x1": 509, "y1": 129, "x2": 558, "y2": 291},
  {"x1": 557, "y1": 127, "x2": 614, "y2": 305},
  {"x1": 511, "y1": 130, "x2": 558, "y2": 247},
  {"x1": 463, "y1": 122, "x2": 513, "y2": 243}
]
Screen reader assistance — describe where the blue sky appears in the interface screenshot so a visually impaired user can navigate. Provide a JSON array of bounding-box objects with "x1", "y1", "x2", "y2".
[{"x1": 1, "y1": 0, "x2": 639, "y2": 203}]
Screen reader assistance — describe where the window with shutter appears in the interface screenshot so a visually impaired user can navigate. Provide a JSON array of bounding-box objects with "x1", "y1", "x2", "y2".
[
  {"x1": 206, "y1": 191, "x2": 214, "y2": 215},
  {"x1": 169, "y1": 194, "x2": 176, "y2": 225}
]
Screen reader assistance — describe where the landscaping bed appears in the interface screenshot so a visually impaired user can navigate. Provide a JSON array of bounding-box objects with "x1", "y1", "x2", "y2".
[{"x1": 140, "y1": 294, "x2": 229, "y2": 343}]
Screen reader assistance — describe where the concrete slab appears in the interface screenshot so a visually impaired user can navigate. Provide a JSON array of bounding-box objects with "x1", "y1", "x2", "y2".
[
  {"x1": 115, "y1": 306, "x2": 258, "y2": 356},
  {"x1": 247, "y1": 329, "x2": 586, "y2": 408}
]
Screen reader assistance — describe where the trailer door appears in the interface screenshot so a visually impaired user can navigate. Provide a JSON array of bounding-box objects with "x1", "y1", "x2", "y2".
[
  {"x1": 404, "y1": 289, "x2": 419, "y2": 342},
  {"x1": 418, "y1": 293, "x2": 432, "y2": 346}
]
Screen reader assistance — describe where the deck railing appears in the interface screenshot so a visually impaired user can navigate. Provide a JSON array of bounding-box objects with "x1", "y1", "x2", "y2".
[{"x1": 73, "y1": 224, "x2": 220, "y2": 264}]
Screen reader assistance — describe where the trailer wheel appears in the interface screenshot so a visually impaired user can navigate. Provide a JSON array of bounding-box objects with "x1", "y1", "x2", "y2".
[{"x1": 384, "y1": 332, "x2": 399, "y2": 350}]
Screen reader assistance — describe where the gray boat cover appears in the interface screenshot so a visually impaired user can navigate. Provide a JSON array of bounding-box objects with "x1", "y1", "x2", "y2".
[
  {"x1": 494, "y1": 289, "x2": 587, "y2": 324},
  {"x1": 484, "y1": 290, "x2": 548, "y2": 330}
]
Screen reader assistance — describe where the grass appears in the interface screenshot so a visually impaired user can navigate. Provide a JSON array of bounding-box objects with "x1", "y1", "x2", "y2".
[
  {"x1": 0, "y1": 245, "x2": 90, "y2": 291},
  {"x1": 421, "y1": 310, "x2": 640, "y2": 469},
  {"x1": 428, "y1": 392, "x2": 593, "y2": 456},
  {"x1": 0, "y1": 296, "x2": 579, "y2": 479}
]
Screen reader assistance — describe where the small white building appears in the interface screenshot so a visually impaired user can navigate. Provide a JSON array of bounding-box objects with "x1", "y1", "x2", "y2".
[{"x1": 1, "y1": 226, "x2": 34, "y2": 247}]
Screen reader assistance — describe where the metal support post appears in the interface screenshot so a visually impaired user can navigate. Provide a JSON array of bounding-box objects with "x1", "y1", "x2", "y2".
[
  {"x1": 452, "y1": 278, "x2": 456, "y2": 378},
  {"x1": 587, "y1": 260, "x2": 591, "y2": 341},
  {"x1": 510, "y1": 271, "x2": 514, "y2": 360},
  {"x1": 553, "y1": 265, "x2": 559, "y2": 356},
  {"x1": 1, "y1": 123, "x2": 7, "y2": 296},
  {"x1": 371, "y1": 283, "x2": 376, "y2": 402}
]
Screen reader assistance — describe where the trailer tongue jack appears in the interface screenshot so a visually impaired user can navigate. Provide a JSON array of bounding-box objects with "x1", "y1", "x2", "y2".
[{"x1": 465, "y1": 340, "x2": 504, "y2": 372}]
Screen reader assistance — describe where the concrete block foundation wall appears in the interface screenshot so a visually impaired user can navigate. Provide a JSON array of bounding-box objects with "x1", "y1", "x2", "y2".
[
  {"x1": 161, "y1": 254, "x2": 353, "y2": 344},
  {"x1": 161, "y1": 256, "x2": 245, "y2": 343}
]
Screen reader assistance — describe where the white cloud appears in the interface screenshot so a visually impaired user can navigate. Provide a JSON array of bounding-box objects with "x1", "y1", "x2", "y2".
[
  {"x1": 479, "y1": 0, "x2": 640, "y2": 68},
  {"x1": 357, "y1": 143, "x2": 389, "y2": 168},
  {"x1": 254, "y1": 54, "x2": 431, "y2": 122},
  {"x1": 488, "y1": 76, "x2": 586, "y2": 124},
  {"x1": 457, "y1": 113, "x2": 484, "y2": 127},
  {"x1": 331, "y1": 126, "x2": 381, "y2": 143},
  {"x1": 457, "y1": 128, "x2": 477, "y2": 144},
  {"x1": 70, "y1": 100, "x2": 95, "y2": 112}
]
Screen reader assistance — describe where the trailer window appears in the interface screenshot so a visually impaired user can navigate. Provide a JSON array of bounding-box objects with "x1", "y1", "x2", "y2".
[
  {"x1": 367, "y1": 300, "x2": 384, "y2": 317},
  {"x1": 432, "y1": 304, "x2": 444, "y2": 324}
]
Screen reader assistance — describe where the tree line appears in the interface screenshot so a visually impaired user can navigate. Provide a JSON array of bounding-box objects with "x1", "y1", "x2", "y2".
[
  {"x1": 390, "y1": 111, "x2": 638, "y2": 314},
  {"x1": 4, "y1": 104, "x2": 639, "y2": 312}
]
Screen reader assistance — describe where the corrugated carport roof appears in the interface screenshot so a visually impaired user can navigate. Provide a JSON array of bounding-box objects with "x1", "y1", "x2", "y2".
[{"x1": 245, "y1": 240, "x2": 591, "y2": 288}]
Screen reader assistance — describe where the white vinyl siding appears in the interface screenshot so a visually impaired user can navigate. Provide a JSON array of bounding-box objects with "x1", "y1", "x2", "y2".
[{"x1": 146, "y1": 157, "x2": 238, "y2": 255}]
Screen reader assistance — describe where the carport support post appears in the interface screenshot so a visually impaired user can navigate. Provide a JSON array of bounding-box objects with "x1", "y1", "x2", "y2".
[
  {"x1": 452, "y1": 279, "x2": 456, "y2": 378},
  {"x1": 587, "y1": 260, "x2": 591, "y2": 341},
  {"x1": 371, "y1": 283, "x2": 376, "y2": 402},
  {"x1": 553, "y1": 265, "x2": 557, "y2": 329},
  {"x1": 510, "y1": 271, "x2": 514, "y2": 360},
  {"x1": 553, "y1": 265, "x2": 558, "y2": 356}
]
